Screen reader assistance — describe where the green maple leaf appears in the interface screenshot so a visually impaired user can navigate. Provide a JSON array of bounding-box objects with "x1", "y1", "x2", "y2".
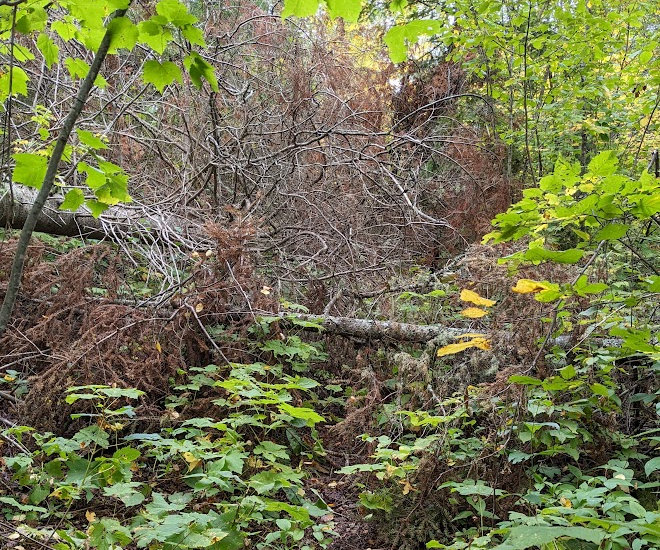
[{"x1": 142, "y1": 60, "x2": 183, "y2": 93}]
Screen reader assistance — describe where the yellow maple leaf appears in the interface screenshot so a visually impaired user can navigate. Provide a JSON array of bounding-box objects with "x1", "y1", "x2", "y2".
[
  {"x1": 512, "y1": 279, "x2": 551, "y2": 294},
  {"x1": 460, "y1": 307, "x2": 489, "y2": 318},
  {"x1": 181, "y1": 451, "x2": 201, "y2": 472},
  {"x1": 460, "y1": 289, "x2": 496, "y2": 307},
  {"x1": 85, "y1": 510, "x2": 96, "y2": 523}
]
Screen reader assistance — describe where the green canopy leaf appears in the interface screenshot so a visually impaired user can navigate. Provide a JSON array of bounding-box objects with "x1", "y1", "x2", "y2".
[{"x1": 142, "y1": 60, "x2": 183, "y2": 93}]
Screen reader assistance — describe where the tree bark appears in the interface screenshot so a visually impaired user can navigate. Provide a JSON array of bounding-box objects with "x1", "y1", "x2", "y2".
[
  {"x1": 269, "y1": 312, "x2": 620, "y2": 347},
  {"x1": 275, "y1": 312, "x2": 480, "y2": 343},
  {"x1": 1, "y1": 185, "x2": 107, "y2": 240}
]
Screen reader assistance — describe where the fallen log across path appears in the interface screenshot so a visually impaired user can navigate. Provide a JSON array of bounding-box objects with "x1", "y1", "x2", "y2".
[
  {"x1": 271, "y1": 312, "x2": 467, "y2": 343},
  {"x1": 260, "y1": 312, "x2": 621, "y2": 348}
]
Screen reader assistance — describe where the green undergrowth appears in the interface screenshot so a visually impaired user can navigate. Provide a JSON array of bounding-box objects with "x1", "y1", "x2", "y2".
[
  {"x1": 336, "y1": 153, "x2": 660, "y2": 550},
  {"x1": 0, "y1": 334, "x2": 337, "y2": 549},
  {"x1": 1, "y1": 152, "x2": 659, "y2": 549}
]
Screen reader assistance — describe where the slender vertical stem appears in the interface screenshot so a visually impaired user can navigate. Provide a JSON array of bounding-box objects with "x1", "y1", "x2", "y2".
[
  {"x1": 522, "y1": 1, "x2": 536, "y2": 184},
  {"x1": 0, "y1": 8, "x2": 128, "y2": 336}
]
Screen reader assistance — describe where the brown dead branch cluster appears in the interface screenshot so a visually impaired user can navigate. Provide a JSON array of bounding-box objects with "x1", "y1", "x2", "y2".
[{"x1": 2, "y1": 1, "x2": 515, "y2": 313}]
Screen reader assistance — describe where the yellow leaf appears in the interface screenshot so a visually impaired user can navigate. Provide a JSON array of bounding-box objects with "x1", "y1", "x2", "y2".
[
  {"x1": 460, "y1": 307, "x2": 489, "y2": 318},
  {"x1": 155, "y1": 341, "x2": 162, "y2": 353},
  {"x1": 401, "y1": 479, "x2": 413, "y2": 495},
  {"x1": 471, "y1": 337, "x2": 491, "y2": 351},
  {"x1": 437, "y1": 341, "x2": 474, "y2": 357},
  {"x1": 512, "y1": 279, "x2": 551, "y2": 294},
  {"x1": 195, "y1": 303, "x2": 204, "y2": 313},
  {"x1": 458, "y1": 333, "x2": 487, "y2": 339},
  {"x1": 85, "y1": 510, "x2": 96, "y2": 523},
  {"x1": 181, "y1": 452, "x2": 201, "y2": 472},
  {"x1": 437, "y1": 337, "x2": 491, "y2": 357},
  {"x1": 460, "y1": 289, "x2": 496, "y2": 307},
  {"x1": 560, "y1": 497, "x2": 572, "y2": 508},
  {"x1": 3, "y1": 374, "x2": 15, "y2": 382},
  {"x1": 260, "y1": 286, "x2": 272, "y2": 295}
]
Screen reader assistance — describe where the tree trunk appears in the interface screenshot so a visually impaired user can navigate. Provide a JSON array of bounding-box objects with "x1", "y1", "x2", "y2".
[{"x1": 1, "y1": 185, "x2": 107, "y2": 240}]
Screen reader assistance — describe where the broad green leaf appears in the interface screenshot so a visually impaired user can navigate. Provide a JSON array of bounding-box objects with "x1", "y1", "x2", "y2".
[
  {"x1": 102, "y1": 482, "x2": 145, "y2": 506},
  {"x1": 142, "y1": 60, "x2": 183, "y2": 92},
  {"x1": 37, "y1": 33, "x2": 60, "y2": 69},
  {"x1": 138, "y1": 19, "x2": 173, "y2": 54},
  {"x1": 181, "y1": 24, "x2": 206, "y2": 47},
  {"x1": 67, "y1": 0, "x2": 107, "y2": 28},
  {"x1": 12, "y1": 153, "x2": 47, "y2": 189},
  {"x1": 14, "y1": 7, "x2": 47, "y2": 33},
  {"x1": 494, "y1": 525, "x2": 605, "y2": 550},
  {"x1": 560, "y1": 365, "x2": 576, "y2": 380},
  {"x1": 184, "y1": 52, "x2": 218, "y2": 91},
  {"x1": 523, "y1": 247, "x2": 584, "y2": 264},
  {"x1": 594, "y1": 223, "x2": 628, "y2": 241},
  {"x1": 113, "y1": 447, "x2": 141, "y2": 461},
  {"x1": 64, "y1": 57, "x2": 90, "y2": 79},
  {"x1": 389, "y1": 0, "x2": 408, "y2": 13},
  {"x1": 508, "y1": 375, "x2": 542, "y2": 386},
  {"x1": 89, "y1": 518, "x2": 132, "y2": 547},
  {"x1": 3, "y1": 44, "x2": 35, "y2": 63},
  {"x1": 384, "y1": 20, "x2": 442, "y2": 63},
  {"x1": 249, "y1": 470, "x2": 291, "y2": 494},
  {"x1": 282, "y1": 0, "x2": 320, "y2": 18},
  {"x1": 631, "y1": 194, "x2": 660, "y2": 218},
  {"x1": 99, "y1": 387, "x2": 144, "y2": 399},
  {"x1": 77, "y1": 129, "x2": 108, "y2": 150},
  {"x1": 645, "y1": 276, "x2": 660, "y2": 292},
  {"x1": 277, "y1": 403, "x2": 325, "y2": 426},
  {"x1": 59, "y1": 189, "x2": 85, "y2": 211},
  {"x1": 645, "y1": 456, "x2": 660, "y2": 477},
  {"x1": 86, "y1": 199, "x2": 109, "y2": 218},
  {"x1": 156, "y1": 0, "x2": 198, "y2": 27},
  {"x1": 639, "y1": 49, "x2": 653, "y2": 64},
  {"x1": 587, "y1": 150, "x2": 618, "y2": 176},
  {"x1": 590, "y1": 383, "x2": 610, "y2": 397},
  {"x1": 0, "y1": 66, "x2": 29, "y2": 101},
  {"x1": 107, "y1": 17, "x2": 139, "y2": 53},
  {"x1": 78, "y1": 162, "x2": 106, "y2": 189},
  {"x1": 573, "y1": 275, "x2": 608, "y2": 296},
  {"x1": 52, "y1": 20, "x2": 77, "y2": 41},
  {"x1": 326, "y1": 0, "x2": 362, "y2": 21}
]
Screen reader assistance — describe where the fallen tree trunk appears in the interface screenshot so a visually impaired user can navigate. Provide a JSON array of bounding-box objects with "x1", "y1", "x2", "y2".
[
  {"x1": 259, "y1": 312, "x2": 622, "y2": 348},
  {"x1": 273, "y1": 312, "x2": 468, "y2": 343},
  {"x1": 1, "y1": 184, "x2": 108, "y2": 239},
  {"x1": 1, "y1": 185, "x2": 207, "y2": 251}
]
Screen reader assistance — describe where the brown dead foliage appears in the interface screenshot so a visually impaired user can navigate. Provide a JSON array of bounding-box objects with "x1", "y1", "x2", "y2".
[
  {"x1": 0, "y1": 238, "x2": 183, "y2": 433},
  {"x1": 0, "y1": 222, "x2": 277, "y2": 434}
]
